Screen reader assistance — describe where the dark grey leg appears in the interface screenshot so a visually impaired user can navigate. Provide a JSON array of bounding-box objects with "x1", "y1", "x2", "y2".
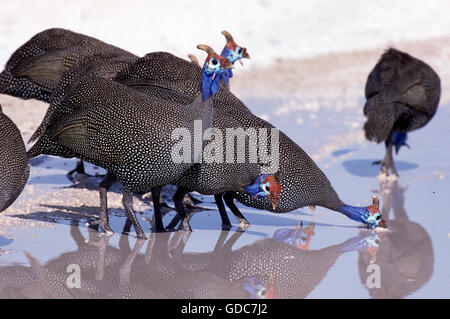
[
  {"x1": 88, "y1": 172, "x2": 116, "y2": 234},
  {"x1": 223, "y1": 192, "x2": 250, "y2": 230},
  {"x1": 151, "y1": 186, "x2": 166, "y2": 232},
  {"x1": 122, "y1": 191, "x2": 147, "y2": 240},
  {"x1": 98, "y1": 172, "x2": 116, "y2": 234},
  {"x1": 122, "y1": 218, "x2": 132, "y2": 235},
  {"x1": 382, "y1": 139, "x2": 398, "y2": 176},
  {"x1": 66, "y1": 159, "x2": 86, "y2": 181},
  {"x1": 173, "y1": 187, "x2": 192, "y2": 232},
  {"x1": 166, "y1": 212, "x2": 181, "y2": 230},
  {"x1": 214, "y1": 193, "x2": 232, "y2": 230}
]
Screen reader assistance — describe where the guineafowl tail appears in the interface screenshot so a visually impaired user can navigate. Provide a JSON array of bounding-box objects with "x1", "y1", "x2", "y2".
[
  {"x1": 0, "y1": 105, "x2": 30, "y2": 212},
  {"x1": 363, "y1": 94, "x2": 401, "y2": 144}
]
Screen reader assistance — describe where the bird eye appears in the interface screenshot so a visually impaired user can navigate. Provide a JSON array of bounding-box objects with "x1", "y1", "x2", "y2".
[
  {"x1": 261, "y1": 183, "x2": 270, "y2": 193},
  {"x1": 258, "y1": 288, "x2": 266, "y2": 298},
  {"x1": 376, "y1": 214, "x2": 381, "y2": 221},
  {"x1": 211, "y1": 59, "x2": 218, "y2": 65},
  {"x1": 238, "y1": 48, "x2": 242, "y2": 54}
]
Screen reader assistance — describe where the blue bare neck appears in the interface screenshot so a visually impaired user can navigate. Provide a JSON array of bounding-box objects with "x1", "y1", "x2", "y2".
[
  {"x1": 338, "y1": 205, "x2": 368, "y2": 224},
  {"x1": 220, "y1": 47, "x2": 235, "y2": 84},
  {"x1": 201, "y1": 67, "x2": 221, "y2": 101},
  {"x1": 245, "y1": 174, "x2": 269, "y2": 195}
]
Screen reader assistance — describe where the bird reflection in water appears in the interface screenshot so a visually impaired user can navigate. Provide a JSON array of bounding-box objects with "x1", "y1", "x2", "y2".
[
  {"x1": 356, "y1": 179, "x2": 434, "y2": 298},
  {"x1": 0, "y1": 191, "x2": 434, "y2": 299}
]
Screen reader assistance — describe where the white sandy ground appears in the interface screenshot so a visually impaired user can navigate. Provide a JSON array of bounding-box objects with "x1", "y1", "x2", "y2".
[{"x1": 0, "y1": 35, "x2": 449, "y2": 298}]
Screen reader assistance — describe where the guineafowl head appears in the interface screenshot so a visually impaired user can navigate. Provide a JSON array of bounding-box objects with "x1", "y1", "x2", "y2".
[
  {"x1": 221, "y1": 30, "x2": 250, "y2": 64},
  {"x1": 197, "y1": 44, "x2": 233, "y2": 101},
  {"x1": 338, "y1": 196, "x2": 387, "y2": 229},
  {"x1": 244, "y1": 172, "x2": 282, "y2": 210},
  {"x1": 392, "y1": 131, "x2": 410, "y2": 154},
  {"x1": 220, "y1": 31, "x2": 250, "y2": 85}
]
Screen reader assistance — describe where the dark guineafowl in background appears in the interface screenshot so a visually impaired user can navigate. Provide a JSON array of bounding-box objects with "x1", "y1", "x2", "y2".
[
  {"x1": 363, "y1": 48, "x2": 441, "y2": 176},
  {"x1": 0, "y1": 105, "x2": 29, "y2": 212},
  {"x1": 26, "y1": 46, "x2": 232, "y2": 239}
]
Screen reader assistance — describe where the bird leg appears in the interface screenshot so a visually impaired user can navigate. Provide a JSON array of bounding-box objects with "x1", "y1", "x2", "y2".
[
  {"x1": 373, "y1": 136, "x2": 398, "y2": 176},
  {"x1": 122, "y1": 191, "x2": 147, "y2": 240},
  {"x1": 223, "y1": 192, "x2": 250, "y2": 230},
  {"x1": 214, "y1": 193, "x2": 232, "y2": 230},
  {"x1": 89, "y1": 172, "x2": 116, "y2": 234},
  {"x1": 172, "y1": 187, "x2": 192, "y2": 232},
  {"x1": 66, "y1": 159, "x2": 101, "y2": 181},
  {"x1": 150, "y1": 186, "x2": 166, "y2": 232}
]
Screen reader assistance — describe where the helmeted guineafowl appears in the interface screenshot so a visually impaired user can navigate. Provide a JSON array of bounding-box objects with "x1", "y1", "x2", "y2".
[
  {"x1": 0, "y1": 28, "x2": 138, "y2": 178},
  {"x1": 27, "y1": 45, "x2": 232, "y2": 239},
  {"x1": 114, "y1": 51, "x2": 387, "y2": 229},
  {"x1": 219, "y1": 30, "x2": 250, "y2": 90},
  {"x1": 363, "y1": 48, "x2": 441, "y2": 176},
  {"x1": 186, "y1": 30, "x2": 249, "y2": 90},
  {"x1": 0, "y1": 104, "x2": 30, "y2": 212}
]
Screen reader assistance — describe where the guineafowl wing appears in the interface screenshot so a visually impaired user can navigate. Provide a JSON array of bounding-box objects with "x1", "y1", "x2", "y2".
[
  {"x1": 363, "y1": 93, "x2": 405, "y2": 143},
  {"x1": 9, "y1": 53, "x2": 83, "y2": 92},
  {"x1": 1, "y1": 28, "x2": 136, "y2": 103}
]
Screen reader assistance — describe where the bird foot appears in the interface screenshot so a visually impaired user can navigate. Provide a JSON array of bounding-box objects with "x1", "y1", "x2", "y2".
[
  {"x1": 238, "y1": 220, "x2": 250, "y2": 232},
  {"x1": 177, "y1": 219, "x2": 193, "y2": 232},
  {"x1": 86, "y1": 218, "x2": 114, "y2": 234},
  {"x1": 135, "y1": 232, "x2": 147, "y2": 240},
  {"x1": 152, "y1": 225, "x2": 167, "y2": 233},
  {"x1": 67, "y1": 170, "x2": 103, "y2": 183},
  {"x1": 372, "y1": 160, "x2": 398, "y2": 177}
]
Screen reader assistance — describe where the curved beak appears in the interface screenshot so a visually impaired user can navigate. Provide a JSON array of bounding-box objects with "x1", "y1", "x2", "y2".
[
  {"x1": 271, "y1": 197, "x2": 278, "y2": 211},
  {"x1": 243, "y1": 51, "x2": 250, "y2": 59}
]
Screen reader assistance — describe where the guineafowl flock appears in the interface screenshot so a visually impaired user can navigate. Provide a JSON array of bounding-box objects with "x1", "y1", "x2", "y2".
[{"x1": 0, "y1": 28, "x2": 441, "y2": 239}]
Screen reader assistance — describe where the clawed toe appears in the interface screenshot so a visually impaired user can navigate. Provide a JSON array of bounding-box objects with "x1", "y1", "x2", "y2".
[{"x1": 101, "y1": 224, "x2": 114, "y2": 234}]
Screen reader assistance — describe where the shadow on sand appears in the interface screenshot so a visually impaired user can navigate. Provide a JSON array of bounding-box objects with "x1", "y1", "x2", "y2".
[{"x1": 342, "y1": 159, "x2": 419, "y2": 177}]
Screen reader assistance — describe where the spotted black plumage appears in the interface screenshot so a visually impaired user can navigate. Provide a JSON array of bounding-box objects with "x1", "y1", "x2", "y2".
[
  {"x1": 0, "y1": 105, "x2": 30, "y2": 212},
  {"x1": 0, "y1": 28, "x2": 135, "y2": 103},
  {"x1": 363, "y1": 48, "x2": 441, "y2": 176}
]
